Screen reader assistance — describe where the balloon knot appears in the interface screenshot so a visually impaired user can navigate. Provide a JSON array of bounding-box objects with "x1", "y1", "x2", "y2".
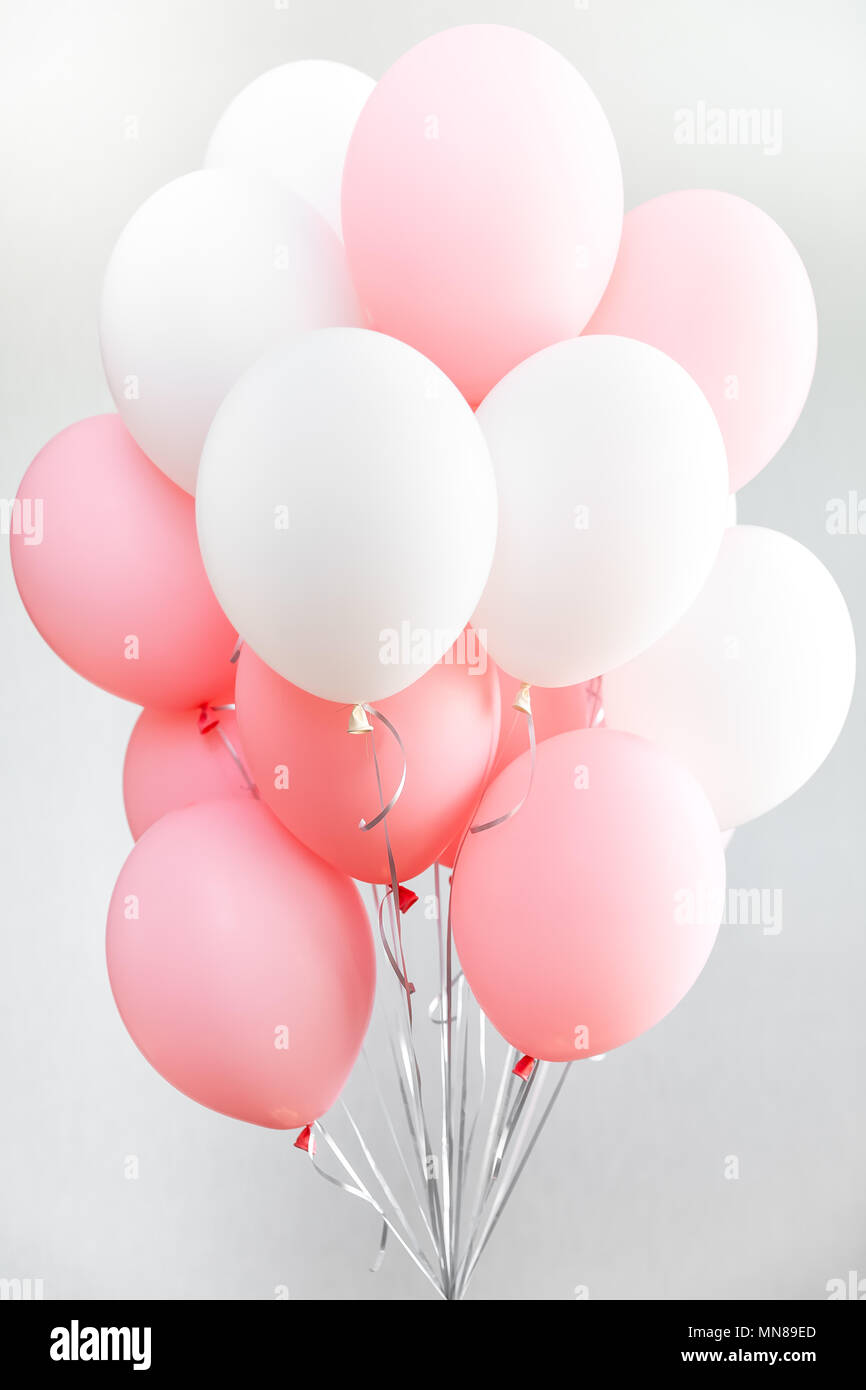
[
  {"x1": 294, "y1": 1124, "x2": 314, "y2": 1153},
  {"x1": 512, "y1": 682, "x2": 532, "y2": 717},
  {"x1": 198, "y1": 705, "x2": 219, "y2": 735},
  {"x1": 397, "y1": 885, "x2": 418, "y2": 913},
  {"x1": 512, "y1": 1054, "x2": 536, "y2": 1082},
  {"x1": 347, "y1": 703, "x2": 373, "y2": 735}
]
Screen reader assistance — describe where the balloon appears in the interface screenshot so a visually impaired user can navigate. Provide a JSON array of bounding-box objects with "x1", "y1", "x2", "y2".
[
  {"x1": 603, "y1": 526, "x2": 856, "y2": 829},
  {"x1": 235, "y1": 633, "x2": 500, "y2": 883},
  {"x1": 99, "y1": 169, "x2": 361, "y2": 494},
  {"x1": 106, "y1": 799, "x2": 375, "y2": 1128},
  {"x1": 197, "y1": 327, "x2": 497, "y2": 705},
  {"x1": 123, "y1": 705, "x2": 253, "y2": 840},
  {"x1": 586, "y1": 191, "x2": 817, "y2": 493},
  {"x1": 342, "y1": 24, "x2": 623, "y2": 406},
  {"x1": 10, "y1": 416, "x2": 236, "y2": 708},
  {"x1": 472, "y1": 335, "x2": 728, "y2": 686},
  {"x1": 451, "y1": 729, "x2": 725, "y2": 1061},
  {"x1": 205, "y1": 60, "x2": 375, "y2": 236}
]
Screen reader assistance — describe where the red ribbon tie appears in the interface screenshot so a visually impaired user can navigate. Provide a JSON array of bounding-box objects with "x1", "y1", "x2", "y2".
[{"x1": 512, "y1": 1055, "x2": 536, "y2": 1082}]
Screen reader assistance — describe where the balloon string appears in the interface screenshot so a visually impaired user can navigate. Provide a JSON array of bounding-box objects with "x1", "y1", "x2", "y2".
[
  {"x1": 357, "y1": 709, "x2": 450, "y2": 1281},
  {"x1": 358, "y1": 706, "x2": 413, "y2": 1014},
  {"x1": 455, "y1": 1061, "x2": 537, "y2": 1288},
  {"x1": 469, "y1": 704, "x2": 536, "y2": 833},
  {"x1": 360, "y1": 1043, "x2": 439, "y2": 1252},
  {"x1": 491, "y1": 1057, "x2": 538, "y2": 1179},
  {"x1": 433, "y1": 861, "x2": 456, "y2": 1293},
  {"x1": 197, "y1": 702, "x2": 258, "y2": 796},
  {"x1": 450, "y1": 994, "x2": 488, "y2": 1279},
  {"x1": 377, "y1": 889, "x2": 415, "y2": 995},
  {"x1": 304, "y1": 1120, "x2": 444, "y2": 1297},
  {"x1": 460, "y1": 1041, "x2": 518, "y2": 1264},
  {"x1": 450, "y1": 976, "x2": 473, "y2": 1267},
  {"x1": 586, "y1": 675, "x2": 606, "y2": 727},
  {"x1": 455, "y1": 1064, "x2": 572, "y2": 1299},
  {"x1": 316, "y1": 688, "x2": 565, "y2": 1294},
  {"x1": 339, "y1": 1099, "x2": 426, "y2": 1262},
  {"x1": 388, "y1": 1028, "x2": 449, "y2": 1273},
  {"x1": 215, "y1": 724, "x2": 259, "y2": 798},
  {"x1": 432, "y1": 693, "x2": 535, "y2": 1287},
  {"x1": 370, "y1": 1221, "x2": 388, "y2": 1274},
  {"x1": 358, "y1": 706, "x2": 406, "y2": 831}
]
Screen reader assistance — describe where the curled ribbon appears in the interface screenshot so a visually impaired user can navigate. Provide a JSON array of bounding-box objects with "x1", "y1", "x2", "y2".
[
  {"x1": 358, "y1": 706, "x2": 407, "y2": 832},
  {"x1": 299, "y1": 1119, "x2": 444, "y2": 1297},
  {"x1": 358, "y1": 706, "x2": 414, "y2": 1016},
  {"x1": 197, "y1": 703, "x2": 258, "y2": 797},
  {"x1": 469, "y1": 698, "x2": 536, "y2": 834},
  {"x1": 376, "y1": 889, "x2": 416, "y2": 996}
]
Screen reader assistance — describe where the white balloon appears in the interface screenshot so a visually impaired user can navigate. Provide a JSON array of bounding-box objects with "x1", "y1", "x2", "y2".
[
  {"x1": 99, "y1": 169, "x2": 361, "y2": 493},
  {"x1": 472, "y1": 335, "x2": 728, "y2": 686},
  {"x1": 196, "y1": 328, "x2": 498, "y2": 705},
  {"x1": 603, "y1": 526, "x2": 856, "y2": 829},
  {"x1": 205, "y1": 60, "x2": 375, "y2": 237}
]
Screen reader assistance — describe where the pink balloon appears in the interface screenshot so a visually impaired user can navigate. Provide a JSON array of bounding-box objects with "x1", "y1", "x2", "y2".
[
  {"x1": 235, "y1": 636, "x2": 500, "y2": 883},
  {"x1": 11, "y1": 415, "x2": 236, "y2": 707},
  {"x1": 106, "y1": 798, "x2": 375, "y2": 1128},
  {"x1": 123, "y1": 705, "x2": 254, "y2": 840},
  {"x1": 439, "y1": 667, "x2": 591, "y2": 867},
  {"x1": 452, "y1": 729, "x2": 725, "y2": 1061},
  {"x1": 342, "y1": 25, "x2": 623, "y2": 406},
  {"x1": 586, "y1": 191, "x2": 817, "y2": 493}
]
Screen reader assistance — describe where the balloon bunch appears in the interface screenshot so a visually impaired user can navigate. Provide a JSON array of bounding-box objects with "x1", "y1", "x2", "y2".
[{"x1": 11, "y1": 27, "x2": 855, "y2": 1298}]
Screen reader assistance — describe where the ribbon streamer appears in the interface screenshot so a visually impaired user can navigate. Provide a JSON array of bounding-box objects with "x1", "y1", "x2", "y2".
[
  {"x1": 358, "y1": 706, "x2": 407, "y2": 832},
  {"x1": 197, "y1": 702, "x2": 259, "y2": 797},
  {"x1": 304, "y1": 1119, "x2": 444, "y2": 1298},
  {"x1": 360, "y1": 710, "x2": 414, "y2": 1017},
  {"x1": 215, "y1": 724, "x2": 259, "y2": 797},
  {"x1": 298, "y1": 687, "x2": 570, "y2": 1297},
  {"x1": 469, "y1": 701, "x2": 537, "y2": 834},
  {"x1": 455, "y1": 1064, "x2": 573, "y2": 1299},
  {"x1": 376, "y1": 890, "x2": 415, "y2": 995}
]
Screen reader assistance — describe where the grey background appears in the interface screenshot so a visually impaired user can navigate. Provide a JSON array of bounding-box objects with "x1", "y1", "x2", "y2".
[{"x1": 1, "y1": 0, "x2": 864, "y2": 1300}]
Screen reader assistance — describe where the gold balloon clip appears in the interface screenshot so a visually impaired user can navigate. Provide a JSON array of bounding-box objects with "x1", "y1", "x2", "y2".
[
  {"x1": 512, "y1": 682, "x2": 532, "y2": 717},
  {"x1": 347, "y1": 703, "x2": 373, "y2": 735}
]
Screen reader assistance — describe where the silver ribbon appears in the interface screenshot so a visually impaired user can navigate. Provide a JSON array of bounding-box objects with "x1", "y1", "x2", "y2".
[
  {"x1": 294, "y1": 687, "x2": 577, "y2": 1296},
  {"x1": 469, "y1": 703, "x2": 536, "y2": 834}
]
